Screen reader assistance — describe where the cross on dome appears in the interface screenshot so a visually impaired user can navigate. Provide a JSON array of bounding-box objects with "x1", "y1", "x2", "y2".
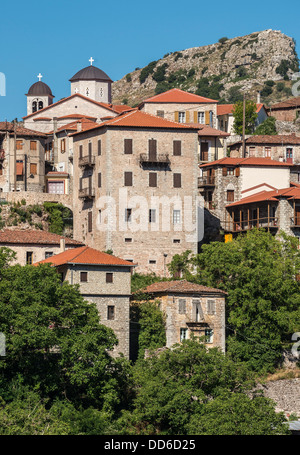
[
  {"x1": 89, "y1": 57, "x2": 94, "y2": 66},
  {"x1": 37, "y1": 73, "x2": 43, "y2": 81}
]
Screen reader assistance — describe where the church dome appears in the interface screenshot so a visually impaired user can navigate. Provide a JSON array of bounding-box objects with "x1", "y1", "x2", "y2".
[
  {"x1": 69, "y1": 65, "x2": 112, "y2": 82},
  {"x1": 26, "y1": 81, "x2": 54, "y2": 97}
]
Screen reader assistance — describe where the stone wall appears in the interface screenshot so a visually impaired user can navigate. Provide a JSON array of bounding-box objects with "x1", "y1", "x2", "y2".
[{"x1": 260, "y1": 378, "x2": 300, "y2": 417}]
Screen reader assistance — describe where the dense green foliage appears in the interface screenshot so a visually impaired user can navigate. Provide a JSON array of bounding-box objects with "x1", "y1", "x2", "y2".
[
  {"x1": 254, "y1": 116, "x2": 277, "y2": 135},
  {"x1": 139, "y1": 61, "x2": 157, "y2": 84},
  {"x1": 232, "y1": 99, "x2": 258, "y2": 135},
  {"x1": 43, "y1": 202, "x2": 72, "y2": 235}
]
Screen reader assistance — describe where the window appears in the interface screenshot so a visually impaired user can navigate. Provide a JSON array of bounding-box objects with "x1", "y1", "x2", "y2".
[
  {"x1": 173, "y1": 140, "x2": 181, "y2": 156},
  {"x1": 88, "y1": 211, "x2": 92, "y2": 233},
  {"x1": 205, "y1": 329, "x2": 214, "y2": 343},
  {"x1": 45, "y1": 251, "x2": 53, "y2": 259},
  {"x1": 98, "y1": 172, "x2": 102, "y2": 188},
  {"x1": 124, "y1": 171, "x2": 133, "y2": 186},
  {"x1": 16, "y1": 140, "x2": 23, "y2": 150},
  {"x1": 198, "y1": 112, "x2": 205, "y2": 124},
  {"x1": 178, "y1": 112, "x2": 185, "y2": 123},
  {"x1": 30, "y1": 141, "x2": 37, "y2": 151},
  {"x1": 207, "y1": 299, "x2": 216, "y2": 314},
  {"x1": 107, "y1": 305, "x2": 115, "y2": 320},
  {"x1": 98, "y1": 209, "x2": 102, "y2": 223},
  {"x1": 178, "y1": 299, "x2": 186, "y2": 314},
  {"x1": 173, "y1": 239, "x2": 181, "y2": 243},
  {"x1": 60, "y1": 139, "x2": 65, "y2": 153},
  {"x1": 173, "y1": 173, "x2": 181, "y2": 188},
  {"x1": 173, "y1": 209, "x2": 181, "y2": 224},
  {"x1": 227, "y1": 167, "x2": 234, "y2": 175},
  {"x1": 249, "y1": 146, "x2": 256, "y2": 157},
  {"x1": 149, "y1": 259, "x2": 156, "y2": 264},
  {"x1": 124, "y1": 238, "x2": 132, "y2": 243},
  {"x1": 26, "y1": 252, "x2": 33, "y2": 265},
  {"x1": 106, "y1": 272, "x2": 113, "y2": 283},
  {"x1": 80, "y1": 272, "x2": 88, "y2": 282},
  {"x1": 86, "y1": 87, "x2": 90, "y2": 96},
  {"x1": 227, "y1": 190, "x2": 234, "y2": 202},
  {"x1": 32, "y1": 101, "x2": 37, "y2": 113},
  {"x1": 149, "y1": 172, "x2": 157, "y2": 187},
  {"x1": 88, "y1": 142, "x2": 92, "y2": 156},
  {"x1": 38, "y1": 101, "x2": 43, "y2": 110},
  {"x1": 149, "y1": 209, "x2": 156, "y2": 223},
  {"x1": 79, "y1": 145, "x2": 83, "y2": 159},
  {"x1": 125, "y1": 208, "x2": 132, "y2": 222},
  {"x1": 192, "y1": 299, "x2": 204, "y2": 322},
  {"x1": 124, "y1": 139, "x2": 133, "y2": 154},
  {"x1": 156, "y1": 110, "x2": 164, "y2": 118},
  {"x1": 180, "y1": 328, "x2": 188, "y2": 342},
  {"x1": 265, "y1": 146, "x2": 271, "y2": 158},
  {"x1": 99, "y1": 88, "x2": 104, "y2": 98},
  {"x1": 98, "y1": 140, "x2": 101, "y2": 156},
  {"x1": 30, "y1": 163, "x2": 37, "y2": 175}
]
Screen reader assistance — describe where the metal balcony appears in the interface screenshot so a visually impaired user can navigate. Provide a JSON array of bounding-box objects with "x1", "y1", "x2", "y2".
[
  {"x1": 79, "y1": 155, "x2": 95, "y2": 167},
  {"x1": 78, "y1": 187, "x2": 95, "y2": 199},
  {"x1": 139, "y1": 153, "x2": 170, "y2": 165},
  {"x1": 198, "y1": 176, "x2": 215, "y2": 187}
]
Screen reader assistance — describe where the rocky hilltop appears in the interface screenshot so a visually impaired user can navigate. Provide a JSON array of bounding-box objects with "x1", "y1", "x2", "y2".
[{"x1": 112, "y1": 29, "x2": 299, "y2": 107}]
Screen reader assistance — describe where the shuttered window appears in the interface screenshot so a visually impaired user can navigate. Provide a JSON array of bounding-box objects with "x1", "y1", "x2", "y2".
[
  {"x1": 16, "y1": 140, "x2": 23, "y2": 150},
  {"x1": 30, "y1": 141, "x2": 37, "y2": 151},
  {"x1": 222, "y1": 167, "x2": 227, "y2": 176},
  {"x1": 173, "y1": 173, "x2": 181, "y2": 188},
  {"x1": 60, "y1": 139, "x2": 65, "y2": 153},
  {"x1": 80, "y1": 272, "x2": 88, "y2": 282},
  {"x1": 124, "y1": 139, "x2": 133, "y2": 154},
  {"x1": 178, "y1": 299, "x2": 186, "y2": 314},
  {"x1": 227, "y1": 190, "x2": 234, "y2": 202},
  {"x1": 173, "y1": 140, "x2": 181, "y2": 156},
  {"x1": 148, "y1": 139, "x2": 157, "y2": 160},
  {"x1": 98, "y1": 140, "x2": 101, "y2": 155},
  {"x1": 30, "y1": 163, "x2": 37, "y2": 175},
  {"x1": 88, "y1": 211, "x2": 93, "y2": 232},
  {"x1": 235, "y1": 167, "x2": 240, "y2": 177},
  {"x1": 207, "y1": 300, "x2": 216, "y2": 315},
  {"x1": 107, "y1": 305, "x2": 115, "y2": 320},
  {"x1": 79, "y1": 145, "x2": 83, "y2": 159},
  {"x1": 149, "y1": 172, "x2": 157, "y2": 187},
  {"x1": 88, "y1": 142, "x2": 92, "y2": 156},
  {"x1": 106, "y1": 272, "x2": 113, "y2": 283},
  {"x1": 98, "y1": 172, "x2": 102, "y2": 188},
  {"x1": 124, "y1": 171, "x2": 133, "y2": 186}
]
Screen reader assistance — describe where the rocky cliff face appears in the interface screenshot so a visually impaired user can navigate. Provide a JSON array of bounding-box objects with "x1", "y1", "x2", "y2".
[{"x1": 112, "y1": 30, "x2": 299, "y2": 107}]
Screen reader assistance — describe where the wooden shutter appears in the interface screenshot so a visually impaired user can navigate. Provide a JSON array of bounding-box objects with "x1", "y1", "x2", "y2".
[
  {"x1": 148, "y1": 139, "x2": 157, "y2": 161},
  {"x1": 174, "y1": 111, "x2": 179, "y2": 122},
  {"x1": 235, "y1": 167, "x2": 240, "y2": 177},
  {"x1": 98, "y1": 172, "x2": 101, "y2": 187},
  {"x1": 98, "y1": 140, "x2": 101, "y2": 155},
  {"x1": 88, "y1": 142, "x2": 92, "y2": 157},
  {"x1": 227, "y1": 190, "x2": 234, "y2": 202},
  {"x1": 16, "y1": 140, "x2": 23, "y2": 150},
  {"x1": 222, "y1": 167, "x2": 227, "y2": 176},
  {"x1": 79, "y1": 177, "x2": 83, "y2": 191},
  {"x1": 186, "y1": 111, "x2": 190, "y2": 123},
  {"x1": 149, "y1": 172, "x2": 157, "y2": 187},
  {"x1": 30, "y1": 141, "x2": 37, "y2": 151},
  {"x1": 124, "y1": 139, "x2": 133, "y2": 154},
  {"x1": 194, "y1": 111, "x2": 198, "y2": 123},
  {"x1": 124, "y1": 171, "x2": 132, "y2": 186},
  {"x1": 205, "y1": 111, "x2": 210, "y2": 125},
  {"x1": 106, "y1": 272, "x2": 113, "y2": 283},
  {"x1": 173, "y1": 140, "x2": 181, "y2": 156},
  {"x1": 178, "y1": 299, "x2": 186, "y2": 314},
  {"x1": 30, "y1": 163, "x2": 37, "y2": 175},
  {"x1": 173, "y1": 173, "x2": 181, "y2": 188},
  {"x1": 80, "y1": 271, "x2": 88, "y2": 282},
  {"x1": 88, "y1": 211, "x2": 92, "y2": 232},
  {"x1": 207, "y1": 299, "x2": 216, "y2": 314},
  {"x1": 60, "y1": 139, "x2": 65, "y2": 153},
  {"x1": 79, "y1": 145, "x2": 83, "y2": 159}
]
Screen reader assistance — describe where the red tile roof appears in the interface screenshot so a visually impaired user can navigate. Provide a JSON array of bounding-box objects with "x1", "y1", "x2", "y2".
[
  {"x1": 196, "y1": 124, "x2": 230, "y2": 137},
  {"x1": 217, "y1": 103, "x2": 265, "y2": 116},
  {"x1": 142, "y1": 279, "x2": 226, "y2": 295},
  {"x1": 142, "y1": 88, "x2": 218, "y2": 104},
  {"x1": 270, "y1": 97, "x2": 300, "y2": 110},
  {"x1": 71, "y1": 110, "x2": 201, "y2": 136},
  {"x1": 56, "y1": 114, "x2": 97, "y2": 120},
  {"x1": 34, "y1": 245, "x2": 135, "y2": 267},
  {"x1": 0, "y1": 229, "x2": 84, "y2": 246},
  {"x1": 47, "y1": 117, "x2": 97, "y2": 134},
  {"x1": 244, "y1": 134, "x2": 300, "y2": 145},
  {"x1": 0, "y1": 122, "x2": 46, "y2": 137},
  {"x1": 200, "y1": 157, "x2": 292, "y2": 168},
  {"x1": 226, "y1": 184, "x2": 300, "y2": 207}
]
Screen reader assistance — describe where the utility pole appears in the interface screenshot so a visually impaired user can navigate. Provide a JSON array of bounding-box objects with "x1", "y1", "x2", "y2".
[
  {"x1": 242, "y1": 94, "x2": 246, "y2": 158},
  {"x1": 13, "y1": 119, "x2": 17, "y2": 192}
]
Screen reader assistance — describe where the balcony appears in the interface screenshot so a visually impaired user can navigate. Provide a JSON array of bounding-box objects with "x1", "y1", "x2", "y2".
[
  {"x1": 79, "y1": 155, "x2": 95, "y2": 167},
  {"x1": 290, "y1": 217, "x2": 300, "y2": 228},
  {"x1": 198, "y1": 176, "x2": 215, "y2": 187},
  {"x1": 139, "y1": 153, "x2": 170, "y2": 165},
  {"x1": 78, "y1": 187, "x2": 95, "y2": 199},
  {"x1": 223, "y1": 217, "x2": 278, "y2": 232}
]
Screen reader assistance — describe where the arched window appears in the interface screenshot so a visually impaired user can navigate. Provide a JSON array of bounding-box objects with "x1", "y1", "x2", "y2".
[
  {"x1": 32, "y1": 101, "x2": 37, "y2": 113},
  {"x1": 38, "y1": 100, "x2": 43, "y2": 110}
]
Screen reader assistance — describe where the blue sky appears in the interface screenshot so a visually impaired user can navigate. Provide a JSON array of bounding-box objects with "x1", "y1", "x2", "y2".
[{"x1": 0, "y1": 0, "x2": 299, "y2": 121}]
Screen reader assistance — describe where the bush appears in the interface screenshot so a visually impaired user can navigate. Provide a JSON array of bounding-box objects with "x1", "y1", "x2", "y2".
[
  {"x1": 125, "y1": 74, "x2": 132, "y2": 83},
  {"x1": 139, "y1": 61, "x2": 157, "y2": 84},
  {"x1": 218, "y1": 37, "x2": 228, "y2": 44}
]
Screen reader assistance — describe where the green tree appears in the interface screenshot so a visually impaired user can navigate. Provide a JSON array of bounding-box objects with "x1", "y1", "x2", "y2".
[
  {"x1": 232, "y1": 99, "x2": 258, "y2": 135},
  {"x1": 118, "y1": 339, "x2": 288, "y2": 435},
  {"x1": 227, "y1": 86, "x2": 243, "y2": 103},
  {"x1": 254, "y1": 116, "x2": 277, "y2": 135}
]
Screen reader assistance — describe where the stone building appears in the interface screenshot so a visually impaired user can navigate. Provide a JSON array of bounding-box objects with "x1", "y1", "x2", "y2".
[
  {"x1": 217, "y1": 102, "x2": 268, "y2": 136},
  {"x1": 199, "y1": 157, "x2": 292, "y2": 230},
  {"x1": 70, "y1": 109, "x2": 201, "y2": 276},
  {"x1": 34, "y1": 245, "x2": 134, "y2": 358},
  {"x1": 0, "y1": 229, "x2": 84, "y2": 265},
  {"x1": 140, "y1": 279, "x2": 226, "y2": 352},
  {"x1": 229, "y1": 134, "x2": 300, "y2": 164},
  {"x1": 0, "y1": 122, "x2": 46, "y2": 192},
  {"x1": 268, "y1": 97, "x2": 300, "y2": 122}
]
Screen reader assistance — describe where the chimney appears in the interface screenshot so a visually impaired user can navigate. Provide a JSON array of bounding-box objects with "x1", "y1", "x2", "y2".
[
  {"x1": 257, "y1": 91, "x2": 261, "y2": 104},
  {"x1": 60, "y1": 238, "x2": 65, "y2": 252}
]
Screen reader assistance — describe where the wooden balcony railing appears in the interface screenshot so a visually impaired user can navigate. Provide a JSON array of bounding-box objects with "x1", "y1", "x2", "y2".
[
  {"x1": 290, "y1": 217, "x2": 300, "y2": 227},
  {"x1": 198, "y1": 176, "x2": 215, "y2": 187},
  {"x1": 139, "y1": 153, "x2": 170, "y2": 165},
  {"x1": 79, "y1": 155, "x2": 95, "y2": 166},
  {"x1": 78, "y1": 187, "x2": 95, "y2": 198},
  {"x1": 223, "y1": 217, "x2": 278, "y2": 232}
]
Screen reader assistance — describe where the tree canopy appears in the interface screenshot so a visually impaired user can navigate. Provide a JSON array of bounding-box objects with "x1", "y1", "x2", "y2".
[{"x1": 232, "y1": 99, "x2": 258, "y2": 135}]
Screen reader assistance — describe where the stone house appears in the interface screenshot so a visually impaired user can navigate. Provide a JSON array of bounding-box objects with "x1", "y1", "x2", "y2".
[
  {"x1": 0, "y1": 122, "x2": 46, "y2": 193},
  {"x1": 224, "y1": 183, "x2": 300, "y2": 239},
  {"x1": 229, "y1": 134, "x2": 300, "y2": 164},
  {"x1": 268, "y1": 97, "x2": 300, "y2": 122},
  {"x1": 217, "y1": 103, "x2": 268, "y2": 136},
  {"x1": 0, "y1": 229, "x2": 84, "y2": 265},
  {"x1": 70, "y1": 109, "x2": 201, "y2": 276},
  {"x1": 199, "y1": 157, "x2": 292, "y2": 229},
  {"x1": 34, "y1": 245, "x2": 135, "y2": 358},
  {"x1": 140, "y1": 279, "x2": 226, "y2": 352}
]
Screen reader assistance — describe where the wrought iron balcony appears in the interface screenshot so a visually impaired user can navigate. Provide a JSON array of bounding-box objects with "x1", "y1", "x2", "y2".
[
  {"x1": 78, "y1": 187, "x2": 95, "y2": 199},
  {"x1": 79, "y1": 155, "x2": 95, "y2": 167},
  {"x1": 198, "y1": 176, "x2": 215, "y2": 187},
  {"x1": 139, "y1": 153, "x2": 170, "y2": 165}
]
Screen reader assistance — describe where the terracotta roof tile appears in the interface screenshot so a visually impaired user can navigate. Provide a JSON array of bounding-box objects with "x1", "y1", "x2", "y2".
[
  {"x1": 0, "y1": 122, "x2": 46, "y2": 137},
  {"x1": 34, "y1": 245, "x2": 135, "y2": 267},
  {"x1": 142, "y1": 279, "x2": 226, "y2": 295},
  {"x1": 244, "y1": 134, "x2": 300, "y2": 145},
  {"x1": 0, "y1": 229, "x2": 84, "y2": 246},
  {"x1": 200, "y1": 157, "x2": 292, "y2": 168},
  {"x1": 226, "y1": 185, "x2": 300, "y2": 207},
  {"x1": 270, "y1": 97, "x2": 300, "y2": 110},
  {"x1": 142, "y1": 88, "x2": 218, "y2": 104},
  {"x1": 217, "y1": 103, "x2": 265, "y2": 116}
]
